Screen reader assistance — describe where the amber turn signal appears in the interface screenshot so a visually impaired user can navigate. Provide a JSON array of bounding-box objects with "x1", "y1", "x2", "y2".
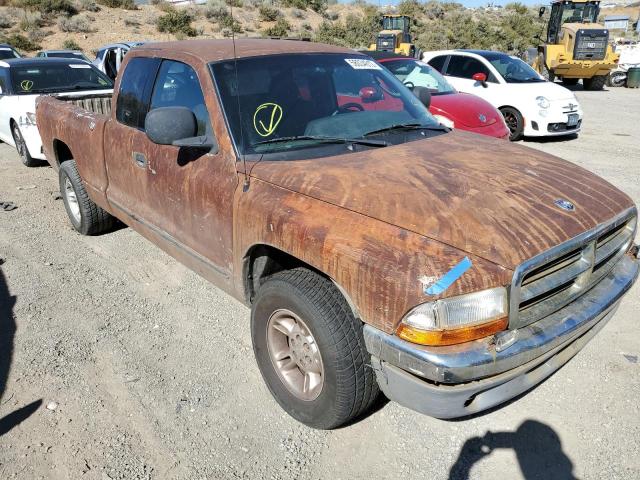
[{"x1": 396, "y1": 317, "x2": 509, "y2": 346}]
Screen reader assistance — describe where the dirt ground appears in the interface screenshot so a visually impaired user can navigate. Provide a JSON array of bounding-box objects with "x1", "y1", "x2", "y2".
[{"x1": 0, "y1": 85, "x2": 639, "y2": 480}]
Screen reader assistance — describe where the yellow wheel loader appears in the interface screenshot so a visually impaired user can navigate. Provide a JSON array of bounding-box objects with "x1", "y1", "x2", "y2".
[
  {"x1": 369, "y1": 15, "x2": 420, "y2": 58},
  {"x1": 533, "y1": 0, "x2": 619, "y2": 90}
]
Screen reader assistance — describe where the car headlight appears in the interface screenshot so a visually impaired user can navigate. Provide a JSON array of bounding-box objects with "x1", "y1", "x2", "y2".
[
  {"x1": 397, "y1": 287, "x2": 509, "y2": 346},
  {"x1": 433, "y1": 114, "x2": 454, "y2": 129},
  {"x1": 21, "y1": 112, "x2": 37, "y2": 126},
  {"x1": 536, "y1": 96, "x2": 550, "y2": 109}
]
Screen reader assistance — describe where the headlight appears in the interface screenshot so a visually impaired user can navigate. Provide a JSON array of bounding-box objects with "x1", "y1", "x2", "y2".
[
  {"x1": 397, "y1": 287, "x2": 509, "y2": 346},
  {"x1": 433, "y1": 114, "x2": 454, "y2": 129},
  {"x1": 536, "y1": 96, "x2": 550, "y2": 109}
]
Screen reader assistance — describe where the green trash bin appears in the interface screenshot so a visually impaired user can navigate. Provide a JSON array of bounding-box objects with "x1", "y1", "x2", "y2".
[{"x1": 627, "y1": 67, "x2": 640, "y2": 88}]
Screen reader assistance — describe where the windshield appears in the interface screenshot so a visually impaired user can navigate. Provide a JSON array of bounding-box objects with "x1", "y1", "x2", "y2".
[
  {"x1": 211, "y1": 53, "x2": 441, "y2": 156},
  {"x1": 47, "y1": 52, "x2": 89, "y2": 61},
  {"x1": 9, "y1": 62, "x2": 113, "y2": 95},
  {"x1": 487, "y1": 55, "x2": 544, "y2": 83},
  {"x1": 382, "y1": 59, "x2": 455, "y2": 95},
  {"x1": 0, "y1": 48, "x2": 20, "y2": 60},
  {"x1": 562, "y1": 3, "x2": 599, "y2": 23},
  {"x1": 383, "y1": 16, "x2": 408, "y2": 31}
]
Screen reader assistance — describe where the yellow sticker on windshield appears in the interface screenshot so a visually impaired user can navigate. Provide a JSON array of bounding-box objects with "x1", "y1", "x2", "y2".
[
  {"x1": 20, "y1": 80, "x2": 33, "y2": 92},
  {"x1": 253, "y1": 103, "x2": 283, "y2": 137}
]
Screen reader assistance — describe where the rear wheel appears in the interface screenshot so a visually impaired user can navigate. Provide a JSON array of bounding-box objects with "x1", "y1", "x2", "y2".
[
  {"x1": 59, "y1": 160, "x2": 114, "y2": 235},
  {"x1": 583, "y1": 75, "x2": 607, "y2": 91},
  {"x1": 500, "y1": 107, "x2": 524, "y2": 141},
  {"x1": 251, "y1": 268, "x2": 379, "y2": 429},
  {"x1": 11, "y1": 123, "x2": 40, "y2": 167}
]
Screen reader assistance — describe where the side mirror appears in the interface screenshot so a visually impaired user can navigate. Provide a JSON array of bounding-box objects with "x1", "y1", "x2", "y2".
[
  {"x1": 472, "y1": 72, "x2": 488, "y2": 87},
  {"x1": 359, "y1": 86, "x2": 382, "y2": 102},
  {"x1": 145, "y1": 106, "x2": 215, "y2": 149},
  {"x1": 412, "y1": 86, "x2": 431, "y2": 109},
  {"x1": 538, "y1": 6, "x2": 546, "y2": 17}
]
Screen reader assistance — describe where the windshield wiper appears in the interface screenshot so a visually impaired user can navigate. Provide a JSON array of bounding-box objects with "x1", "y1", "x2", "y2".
[
  {"x1": 252, "y1": 135, "x2": 388, "y2": 148},
  {"x1": 363, "y1": 123, "x2": 447, "y2": 136}
]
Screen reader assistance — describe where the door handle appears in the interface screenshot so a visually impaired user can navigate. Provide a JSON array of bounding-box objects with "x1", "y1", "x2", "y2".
[{"x1": 133, "y1": 152, "x2": 147, "y2": 169}]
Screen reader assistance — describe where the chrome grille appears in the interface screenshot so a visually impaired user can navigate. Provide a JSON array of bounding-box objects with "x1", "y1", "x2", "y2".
[{"x1": 509, "y1": 208, "x2": 637, "y2": 329}]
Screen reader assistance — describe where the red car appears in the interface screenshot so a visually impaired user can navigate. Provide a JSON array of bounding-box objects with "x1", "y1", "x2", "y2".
[{"x1": 373, "y1": 54, "x2": 509, "y2": 139}]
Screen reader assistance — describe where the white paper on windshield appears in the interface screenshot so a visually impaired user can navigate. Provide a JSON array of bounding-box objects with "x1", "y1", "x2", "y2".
[
  {"x1": 69, "y1": 64, "x2": 91, "y2": 69},
  {"x1": 344, "y1": 58, "x2": 382, "y2": 70}
]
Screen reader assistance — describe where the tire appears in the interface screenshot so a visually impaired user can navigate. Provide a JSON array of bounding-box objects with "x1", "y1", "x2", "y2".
[
  {"x1": 500, "y1": 107, "x2": 524, "y2": 141},
  {"x1": 561, "y1": 78, "x2": 579, "y2": 86},
  {"x1": 583, "y1": 75, "x2": 607, "y2": 91},
  {"x1": 12, "y1": 123, "x2": 40, "y2": 167},
  {"x1": 538, "y1": 54, "x2": 554, "y2": 82},
  {"x1": 251, "y1": 268, "x2": 379, "y2": 429},
  {"x1": 608, "y1": 71, "x2": 626, "y2": 87},
  {"x1": 59, "y1": 160, "x2": 114, "y2": 236}
]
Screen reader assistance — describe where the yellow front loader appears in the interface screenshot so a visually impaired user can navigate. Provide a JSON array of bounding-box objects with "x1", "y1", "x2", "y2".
[
  {"x1": 533, "y1": 0, "x2": 619, "y2": 90},
  {"x1": 368, "y1": 15, "x2": 419, "y2": 58}
]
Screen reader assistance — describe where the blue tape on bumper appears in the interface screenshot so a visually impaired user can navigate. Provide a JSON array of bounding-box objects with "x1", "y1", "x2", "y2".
[{"x1": 425, "y1": 257, "x2": 472, "y2": 295}]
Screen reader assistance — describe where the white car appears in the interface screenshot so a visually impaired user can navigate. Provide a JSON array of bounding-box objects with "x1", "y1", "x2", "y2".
[
  {"x1": 93, "y1": 42, "x2": 145, "y2": 80},
  {"x1": 0, "y1": 58, "x2": 113, "y2": 166},
  {"x1": 422, "y1": 49, "x2": 583, "y2": 141}
]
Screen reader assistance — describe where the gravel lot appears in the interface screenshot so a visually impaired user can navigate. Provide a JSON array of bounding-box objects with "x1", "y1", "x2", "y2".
[{"x1": 0, "y1": 86, "x2": 638, "y2": 480}]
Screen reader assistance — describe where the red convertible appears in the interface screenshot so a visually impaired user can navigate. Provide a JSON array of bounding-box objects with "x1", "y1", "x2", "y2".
[{"x1": 372, "y1": 54, "x2": 509, "y2": 139}]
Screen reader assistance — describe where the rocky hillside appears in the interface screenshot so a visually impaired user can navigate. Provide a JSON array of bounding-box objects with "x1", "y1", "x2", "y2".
[{"x1": 0, "y1": 0, "x2": 637, "y2": 59}]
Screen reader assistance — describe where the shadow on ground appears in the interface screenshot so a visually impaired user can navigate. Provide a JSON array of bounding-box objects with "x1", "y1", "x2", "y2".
[
  {"x1": 0, "y1": 261, "x2": 42, "y2": 436},
  {"x1": 448, "y1": 419, "x2": 577, "y2": 480}
]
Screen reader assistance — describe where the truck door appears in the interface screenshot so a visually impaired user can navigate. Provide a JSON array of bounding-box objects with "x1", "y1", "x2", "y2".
[{"x1": 104, "y1": 57, "x2": 237, "y2": 281}]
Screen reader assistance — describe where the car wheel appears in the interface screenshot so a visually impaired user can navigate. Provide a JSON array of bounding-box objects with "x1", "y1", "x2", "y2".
[
  {"x1": 608, "y1": 72, "x2": 626, "y2": 87},
  {"x1": 500, "y1": 107, "x2": 524, "y2": 141},
  {"x1": 251, "y1": 268, "x2": 379, "y2": 429},
  {"x1": 583, "y1": 75, "x2": 607, "y2": 91},
  {"x1": 11, "y1": 123, "x2": 40, "y2": 167},
  {"x1": 59, "y1": 160, "x2": 114, "y2": 235}
]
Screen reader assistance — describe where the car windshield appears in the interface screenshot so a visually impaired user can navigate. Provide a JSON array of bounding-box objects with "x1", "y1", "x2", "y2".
[
  {"x1": 0, "y1": 48, "x2": 20, "y2": 60},
  {"x1": 47, "y1": 52, "x2": 89, "y2": 61},
  {"x1": 486, "y1": 55, "x2": 544, "y2": 83},
  {"x1": 381, "y1": 59, "x2": 455, "y2": 95},
  {"x1": 9, "y1": 62, "x2": 113, "y2": 95},
  {"x1": 210, "y1": 53, "x2": 442, "y2": 156}
]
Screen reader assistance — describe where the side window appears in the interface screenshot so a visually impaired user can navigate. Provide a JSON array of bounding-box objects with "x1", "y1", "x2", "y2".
[
  {"x1": 427, "y1": 55, "x2": 447, "y2": 73},
  {"x1": 445, "y1": 55, "x2": 495, "y2": 82},
  {"x1": 149, "y1": 60, "x2": 212, "y2": 137},
  {"x1": 115, "y1": 57, "x2": 160, "y2": 129},
  {"x1": 0, "y1": 68, "x2": 9, "y2": 94}
]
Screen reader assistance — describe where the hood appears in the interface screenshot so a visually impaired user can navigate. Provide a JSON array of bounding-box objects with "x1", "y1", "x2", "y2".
[
  {"x1": 249, "y1": 130, "x2": 634, "y2": 269},
  {"x1": 506, "y1": 81, "x2": 577, "y2": 102},
  {"x1": 430, "y1": 92, "x2": 502, "y2": 128}
]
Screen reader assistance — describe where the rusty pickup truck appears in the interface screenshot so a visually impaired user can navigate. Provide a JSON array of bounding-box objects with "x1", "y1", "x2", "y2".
[{"x1": 36, "y1": 39, "x2": 639, "y2": 429}]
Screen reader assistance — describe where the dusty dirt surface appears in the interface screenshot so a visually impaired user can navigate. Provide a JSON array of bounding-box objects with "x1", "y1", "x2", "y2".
[{"x1": 0, "y1": 86, "x2": 639, "y2": 480}]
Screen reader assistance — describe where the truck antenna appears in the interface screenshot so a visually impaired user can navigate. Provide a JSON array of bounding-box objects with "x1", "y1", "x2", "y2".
[{"x1": 229, "y1": 4, "x2": 249, "y2": 191}]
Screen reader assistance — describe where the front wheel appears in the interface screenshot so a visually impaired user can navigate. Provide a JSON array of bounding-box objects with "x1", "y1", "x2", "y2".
[
  {"x1": 12, "y1": 123, "x2": 40, "y2": 167},
  {"x1": 59, "y1": 160, "x2": 114, "y2": 235},
  {"x1": 500, "y1": 107, "x2": 524, "y2": 141},
  {"x1": 251, "y1": 268, "x2": 379, "y2": 429},
  {"x1": 583, "y1": 75, "x2": 607, "y2": 91}
]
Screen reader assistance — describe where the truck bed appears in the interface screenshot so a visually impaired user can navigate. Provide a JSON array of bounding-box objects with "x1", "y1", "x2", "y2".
[{"x1": 53, "y1": 93, "x2": 112, "y2": 116}]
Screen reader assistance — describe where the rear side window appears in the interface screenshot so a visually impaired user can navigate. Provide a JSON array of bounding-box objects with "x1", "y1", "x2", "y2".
[
  {"x1": 445, "y1": 55, "x2": 496, "y2": 82},
  {"x1": 149, "y1": 60, "x2": 212, "y2": 137},
  {"x1": 0, "y1": 68, "x2": 9, "y2": 94},
  {"x1": 427, "y1": 55, "x2": 447, "y2": 73},
  {"x1": 116, "y1": 57, "x2": 160, "y2": 130}
]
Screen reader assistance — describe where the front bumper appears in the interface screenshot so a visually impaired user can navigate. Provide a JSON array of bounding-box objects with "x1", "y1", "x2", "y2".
[
  {"x1": 364, "y1": 253, "x2": 639, "y2": 419},
  {"x1": 522, "y1": 104, "x2": 583, "y2": 137}
]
